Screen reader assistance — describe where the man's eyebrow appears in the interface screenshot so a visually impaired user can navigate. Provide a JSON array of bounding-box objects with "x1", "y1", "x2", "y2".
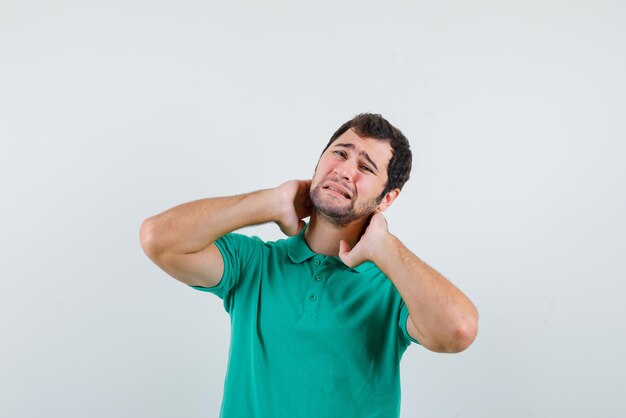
[{"x1": 333, "y1": 143, "x2": 379, "y2": 172}]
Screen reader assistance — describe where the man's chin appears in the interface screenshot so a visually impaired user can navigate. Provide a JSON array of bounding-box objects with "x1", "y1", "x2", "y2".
[
  {"x1": 314, "y1": 204, "x2": 370, "y2": 227},
  {"x1": 310, "y1": 187, "x2": 360, "y2": 226}
]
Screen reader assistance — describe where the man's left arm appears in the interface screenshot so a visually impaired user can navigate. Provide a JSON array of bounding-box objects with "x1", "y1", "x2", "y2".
[{"x1": 339, "y1": 212, "x2": 479, "y2": 353}]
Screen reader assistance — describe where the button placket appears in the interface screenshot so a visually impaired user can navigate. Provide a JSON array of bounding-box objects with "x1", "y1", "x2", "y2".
[{"x1": 303, "y1": 257, "x2": 329, "y2": 320}]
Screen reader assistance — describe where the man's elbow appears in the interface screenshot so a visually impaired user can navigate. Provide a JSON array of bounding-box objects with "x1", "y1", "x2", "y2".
[
  {"x1": 139, "y1": 217, "x2": 162, "y2": 256},
  {"x1": 428, "y1": 317, "x2": 479, "y2": 354},
  {"x1": 450, "y1": 316, "x2": 478, "y2": 353}
]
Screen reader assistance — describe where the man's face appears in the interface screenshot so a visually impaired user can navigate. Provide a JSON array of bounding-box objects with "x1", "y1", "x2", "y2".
[{"x1": 310, "y1": 129, "x2": 394, "y2": 226}]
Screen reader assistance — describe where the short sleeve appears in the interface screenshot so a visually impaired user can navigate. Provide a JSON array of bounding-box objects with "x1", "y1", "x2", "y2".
[
  {"x1": 189, "y1": 232, "x2": 263, "y2": 313},
  {"x1": 398, "y1": 299, "x2": 421, "y2": 346}
]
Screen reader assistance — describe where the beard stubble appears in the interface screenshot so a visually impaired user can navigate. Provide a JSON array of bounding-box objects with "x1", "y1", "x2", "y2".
[{"x1": 309, "y1": 184, "x2": 381, "y2": 227}]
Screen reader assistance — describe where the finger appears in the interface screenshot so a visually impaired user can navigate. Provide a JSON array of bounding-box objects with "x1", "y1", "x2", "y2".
[{"x1": 299, "y1": 179, "x2": 311, "y2": 191}]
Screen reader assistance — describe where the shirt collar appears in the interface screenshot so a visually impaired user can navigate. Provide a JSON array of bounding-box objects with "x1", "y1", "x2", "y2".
[
  {"x1": 286, "y1": 223, "x2": 316, "y2": 263},
  {"x1": 286, "y1": 223, "x2": 377, "y2": 273}
]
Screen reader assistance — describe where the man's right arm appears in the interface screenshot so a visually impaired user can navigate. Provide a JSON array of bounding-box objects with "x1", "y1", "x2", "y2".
[{"x1": 139, "y1": 180, "x2": 311, "y2": 288}]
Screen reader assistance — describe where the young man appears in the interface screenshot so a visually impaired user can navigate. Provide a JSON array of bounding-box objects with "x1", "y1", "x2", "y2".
[{"x1": 140, "y1": 113, "x2": 478, "y2": 418}]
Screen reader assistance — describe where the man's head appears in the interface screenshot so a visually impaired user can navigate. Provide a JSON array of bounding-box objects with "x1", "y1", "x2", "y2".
[
  {"x1": 322, "y1": 113, "x2": 412, "y2": 199},
  {"x1": 310, "y1": 113, "x2": 412, "y2": 226}
]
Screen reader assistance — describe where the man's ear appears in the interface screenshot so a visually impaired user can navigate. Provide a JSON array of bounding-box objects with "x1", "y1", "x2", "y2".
[{"x1": 376, "y1": 189, "x2": 400, "y2": 212}]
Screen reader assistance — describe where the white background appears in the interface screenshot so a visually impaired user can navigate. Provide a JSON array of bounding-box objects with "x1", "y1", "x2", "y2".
[{"x1": 1, "y1": 1, "x2": 625, "y2": 417}]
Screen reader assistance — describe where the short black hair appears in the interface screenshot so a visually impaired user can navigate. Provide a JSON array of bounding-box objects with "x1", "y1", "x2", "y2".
[{"x1": 322, "y1": 113, "x2": 412, "y2": 200}]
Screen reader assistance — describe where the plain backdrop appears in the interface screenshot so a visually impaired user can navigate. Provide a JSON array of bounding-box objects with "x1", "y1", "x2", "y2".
[{"x1": 1, "y1": 1, "x2": 625, "y2": 417}]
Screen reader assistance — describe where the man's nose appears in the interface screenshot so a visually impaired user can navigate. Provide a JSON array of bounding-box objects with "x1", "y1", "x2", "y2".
[{"x1": 334, "y1": 161, "x2": 356, "y2": 180}]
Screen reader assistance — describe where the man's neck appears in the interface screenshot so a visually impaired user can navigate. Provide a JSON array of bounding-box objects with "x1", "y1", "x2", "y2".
[{"x1": 303, "y1": 211, "x2": 368, "y2": 256}]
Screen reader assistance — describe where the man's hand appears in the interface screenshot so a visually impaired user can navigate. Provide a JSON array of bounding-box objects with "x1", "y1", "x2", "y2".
[
  {"x1": 274, "y1": 180, "x2": 313, "y2": 236},
  {"x1": 338, "y1": 210, "x2": 390, "y2": 268},
  {"x1": 345, "y1": 211, "x2": 479, "y2": 353}
]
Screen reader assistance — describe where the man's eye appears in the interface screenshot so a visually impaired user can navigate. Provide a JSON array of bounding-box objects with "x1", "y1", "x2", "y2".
[
  {"x1": 360, "y1": 166, "x2": 373, "y2": 173},
  {"x1": 334, "y1": 151, "x2": 346, "y2": 158}
]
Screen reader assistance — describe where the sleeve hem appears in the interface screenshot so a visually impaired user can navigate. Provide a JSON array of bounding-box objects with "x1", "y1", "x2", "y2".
[
  {"x1": 399, "y1": 302, "x2": 421, "y2": 346},
  {"x1": 188, "y1": 238, "x2": 230, "y2": 292}
]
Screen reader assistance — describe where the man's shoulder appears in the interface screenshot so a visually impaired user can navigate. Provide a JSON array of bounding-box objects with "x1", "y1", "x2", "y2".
[
  {"x1": 215, "y1": 233, "x2": 297, "y2": 273},
  {"x1": 217, "y1": 231, "x2": 290, "y2": 252}
]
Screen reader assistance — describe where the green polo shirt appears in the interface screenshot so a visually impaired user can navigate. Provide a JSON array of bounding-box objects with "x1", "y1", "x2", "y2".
[{"x1": 191, "y1": 225, "x2": 419, "y2": 418}]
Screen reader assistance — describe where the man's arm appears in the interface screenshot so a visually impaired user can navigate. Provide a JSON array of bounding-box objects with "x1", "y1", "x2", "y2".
[
  {"x1": 139, "y1": 180, "x2": 311, "y2": 287},
  {"x1": 339, "y1": 211, "x2": 479, "y2": 353}
]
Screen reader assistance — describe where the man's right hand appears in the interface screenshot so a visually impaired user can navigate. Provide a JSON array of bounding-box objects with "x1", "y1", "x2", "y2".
[
  {"x1": 140, "y1": 180, "x2": 313, "y2": 288},
  {"x1": 273, "y1": 180, "x2": 312, "y2": 236}
]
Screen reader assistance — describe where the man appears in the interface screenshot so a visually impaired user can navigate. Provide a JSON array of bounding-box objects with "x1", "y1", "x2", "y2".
[{"x1": 140, "y1": 113, "x2": 479, "y2": 418}]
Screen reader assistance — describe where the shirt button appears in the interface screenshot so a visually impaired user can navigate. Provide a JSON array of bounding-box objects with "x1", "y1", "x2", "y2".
[
  {"x1": 314, "y1": 259, "x2": 321, "y2": 266},
  {"x1": 315, "y1": 275, "x2": 322, "y2": 281},
  {"x1": 309, "y1": 295, "x2": 317, "y2": 301}
]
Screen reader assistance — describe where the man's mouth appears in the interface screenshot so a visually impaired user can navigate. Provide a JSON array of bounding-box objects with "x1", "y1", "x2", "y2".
[{"x1": 322, "y1": 183, "x2": 352, "y2": 200}]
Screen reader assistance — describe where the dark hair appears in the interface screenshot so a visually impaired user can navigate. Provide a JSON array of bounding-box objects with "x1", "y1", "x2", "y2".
[{"x1": 322, "y1": 113, "x2": 412, "y2": 200}]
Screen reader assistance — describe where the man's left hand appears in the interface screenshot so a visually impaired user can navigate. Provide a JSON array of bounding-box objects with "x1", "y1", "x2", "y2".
[{"x1": 338, "y1": 210, "x2": 390, "y2": 268}]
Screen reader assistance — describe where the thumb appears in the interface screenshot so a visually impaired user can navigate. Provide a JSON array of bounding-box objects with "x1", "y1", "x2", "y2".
[
  {"x1": 338, "y1": 240, "x2": 353, "y2": 267},
  {"x1": 296, "y1": 219, "x2": 305, "y2": 235}
]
